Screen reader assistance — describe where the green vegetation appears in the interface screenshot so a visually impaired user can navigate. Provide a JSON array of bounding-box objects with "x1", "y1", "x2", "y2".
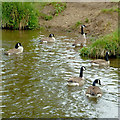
[
  {"x1": 39, "y1": 2, "x2": 66, "y2": 21},
  {"x1": 2, "y1": 2, "x2": 66, "y2": 29},
  {"x1": 70, "y1": 21, "x2": 82, "y2": 30},
  {"x1": 79, "y1": 30, "x2": 119, "y2": 58},
  {"x1": 85, "y1": 18, "x2": 89, "y2": 23},
  {"x1": 75, "y1": 21, "x2": 82, "y2": 28},
  {"x1": 0, "y1": 2, "x2": 2, "y2": 28},
  {"x1": 2, "y1": 2, "x2": 39, "y2": 30},
  {"x1": 101, "y1": 7, "x2": 120, "y2": 14},
  {"x1": 40, "y1": 13, "x2": 53, "y2": 21},
  {"x1": 51, "y1": 2, "x2": 66, "y2": 16}
]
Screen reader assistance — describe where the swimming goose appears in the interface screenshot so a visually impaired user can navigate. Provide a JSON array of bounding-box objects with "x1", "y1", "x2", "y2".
[
  {"x1": 40, "y1": 34, "x2": 55, "y2": 43},
  {"x1": 4, "y1": 42, "x2": 23, "y2": 55},
  {"x1": 91, "y1": 52, "x2": 110, "y2": 66},
  {"x1": 72, "y1": 25, "x2": 87, "y2": 47},
  {"x1": 86, "y1": 79, "x2": 102, "y2": 98},
  {"x1": 67, "y1": 66, "x2": 86, "y2": 86}
]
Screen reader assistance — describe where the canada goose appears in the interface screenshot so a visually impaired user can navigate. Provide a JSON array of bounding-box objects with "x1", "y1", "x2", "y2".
[
  {"x1": 67, "y1": 66, "x2": 86, "y2": 86},
  {"x1": 91, "y1": 52, "x2": 110, "y2": 66},
  {"x1": 86, "y1": 79, "x2": 102, "y2": 98},
  {"x1": 72, "y1": 25, "x2": 87, "y2": 47},
  {"x1": 4, "y1": 42, "x2": 23, "y2": 55},
  {"x1": 39, "y1": 34, "x2": 55, "y2": 43}
]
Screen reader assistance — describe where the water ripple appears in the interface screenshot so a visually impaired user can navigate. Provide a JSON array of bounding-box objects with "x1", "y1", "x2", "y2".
[{"x1": 2, "y1": 30, "x2": 119, "y2": 118}]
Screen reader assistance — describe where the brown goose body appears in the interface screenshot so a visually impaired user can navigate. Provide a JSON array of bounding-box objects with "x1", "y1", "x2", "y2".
[
  {"x1": 5, "y1": 48, "x2": 23, "y2": 55},
  {"x1": 91, "y1": 59, "x2": 110, "y2": 66},
  {"x1": 86, "y1": 86, "x2": 102, "y2": 97},
  {"x1": 40, "y1": 37, "x2": 55, "y2": 43},
  {"x1": 72, "y1": 34, "x2": 86, "y2": 47},
  {"x1": 86, "y1": 79, "x2": 102, "y2": 98},
  {"x1": 67, "y1": 66, "x2": 86, "y2": 86},
  {"x1": 68, "y1": 77, "x2": 85, "y2": 86},
  {"x1": 91, "y1": 52, "x2": 110, "y2": 66},
  {"x1": 40, "y1": 34, "x2": 55, "y2": 43},
  {"x1": 72, "y1": 25, "x2": 86, "y2": 47},
  {"x1": 4, "y1": 43, "x2": 23, "y2": 55}
]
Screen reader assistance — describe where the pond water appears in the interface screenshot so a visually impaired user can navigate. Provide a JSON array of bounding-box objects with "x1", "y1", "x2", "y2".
[{"x1": 1, "y1": 29, "x2": 119, "y2": 118}]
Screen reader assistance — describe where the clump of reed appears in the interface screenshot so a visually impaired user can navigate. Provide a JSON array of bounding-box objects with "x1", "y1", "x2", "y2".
[{"x1": 79, "y1": 30, "x2": 119, "y2": 58}]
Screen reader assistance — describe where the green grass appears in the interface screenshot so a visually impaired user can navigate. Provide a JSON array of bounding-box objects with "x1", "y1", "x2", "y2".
[
  {"x1": 2, "y1": 2, "x2": 39, "y2": 30},
  {"x1": 40, "y1": 12, "x2": 53, "y2": 21},
  {"x1": 85, "y1": 18, "x2": 89, "y2": 23},
  {"x1": 79, "y1": 30, "x2": 119, "y2": 58},
  {"x1": 75, "y1": 21, "x2": 82, "y2": 27},
  {"x1": 51, "y1": 2, "x2": 66, "y2": 16},
  {"x1": 101, "y1": 7, "x2": 120, "y2": 14},
  {"x1": 70, "y1": 21, "x2": 82, "y2": 30},
  {"x1": 39, "y1": 2, "x2": 66, "y2": 21},
  {"x1": 2, "y1": 2, "x2": 67, "y2": 29}
]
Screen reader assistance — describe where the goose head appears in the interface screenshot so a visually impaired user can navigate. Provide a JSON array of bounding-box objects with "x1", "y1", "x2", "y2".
[
  {"x1": 49, "y1": 34, "x2": 55, "y2": 38},
  {"x1": 81, "y1": 25, "x2": 86, "y2": 28},
  {"x1": 93, "y1": 79, "x2": 101, "y2": 86},
  {"x1": 105, "y1": 51, "x2": 109, "y2": 61},
  {"x1": 81, "y1": 66, "x2": 86, "y2": 71},
  {"x1": 15, "y1": 42, "x2": 22, "y2": 49}
]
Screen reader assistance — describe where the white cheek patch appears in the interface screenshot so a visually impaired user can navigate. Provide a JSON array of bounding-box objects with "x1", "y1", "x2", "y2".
[
  {"x1": 18, "y1": 43, "x2": 20, "y2": 47},
  {"x1": 83, "y1": 67, "x2": 86, "y2": 71},
  {"x1": 82, "y1": 25, "x2": 85, "y2": 28}
]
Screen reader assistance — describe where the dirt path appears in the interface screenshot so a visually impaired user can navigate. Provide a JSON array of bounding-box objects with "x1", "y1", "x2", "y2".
[{"x1": 39, "y1": 2, "x2": 118, "y2": 36}]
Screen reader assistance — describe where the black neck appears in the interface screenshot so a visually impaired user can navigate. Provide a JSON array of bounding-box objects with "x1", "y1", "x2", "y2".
[
  {"x1": 105, "y1": 53, "x2": 109, "y2": 61},
  {"x1": 92, "y1": 81, "x2": 96, "y2": 86},
  {"x1": 79, "y1": 67, "x2": 83, "y2": 77},
  {"x1": 81, "y1": 26, "x2": 84, "y2": 35}
]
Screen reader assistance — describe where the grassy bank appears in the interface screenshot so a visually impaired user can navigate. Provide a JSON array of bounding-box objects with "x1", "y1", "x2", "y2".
[
  {"x1": 39, "y1": 2, "x2": 66, "y2": 21},
  {"x1": 79, "y1": 30, "x2": 119, "y2": 58},
  {"x1": 2, "y1": 2, "x2": 66, "y2": 30}
]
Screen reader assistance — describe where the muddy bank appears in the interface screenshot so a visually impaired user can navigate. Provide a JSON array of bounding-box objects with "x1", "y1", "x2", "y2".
[{"x1": 39, "y1": 2, "x2": 118, "y2": 37}]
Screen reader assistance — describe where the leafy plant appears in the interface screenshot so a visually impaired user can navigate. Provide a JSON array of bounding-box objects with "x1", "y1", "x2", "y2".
[
  {"x1": 51, "y1": 2, "x2": 66, "y2": 16},
  {"x1": 75, "y1": 21, "x2": 82, "y2": 28},
  {"x1": 101, "y1": 7, "x2": 120, "y2": 14},
  {"x1": 2, "y1": 2, "x2": 39, "y2": 30},
  {"x1": 45, "y1": 15, "x2": 53, "y2": 21},
  {"x1": 70, "y1": 21, "x2": 82, "y2": 30},
  {"x1": 85, "y1": 18, "x2": 89, "y2": 23},
  {"x1": 79, "y1": 47, "x2": 89, "y2": 57}
]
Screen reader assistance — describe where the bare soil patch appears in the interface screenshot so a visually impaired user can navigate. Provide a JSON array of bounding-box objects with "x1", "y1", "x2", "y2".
[{"x1": 39, "y1": 2, "x2": 118, "y2": 36}]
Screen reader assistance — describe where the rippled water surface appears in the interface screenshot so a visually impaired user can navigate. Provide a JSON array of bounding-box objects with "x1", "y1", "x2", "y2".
[{"x1": 1, "y1": 30, "x2": 119, "y2": 118}]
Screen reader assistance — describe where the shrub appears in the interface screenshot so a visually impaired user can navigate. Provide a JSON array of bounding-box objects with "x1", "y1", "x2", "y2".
[{"x1": 2, "y1": 2, "x2": 39, "y2": 30}]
